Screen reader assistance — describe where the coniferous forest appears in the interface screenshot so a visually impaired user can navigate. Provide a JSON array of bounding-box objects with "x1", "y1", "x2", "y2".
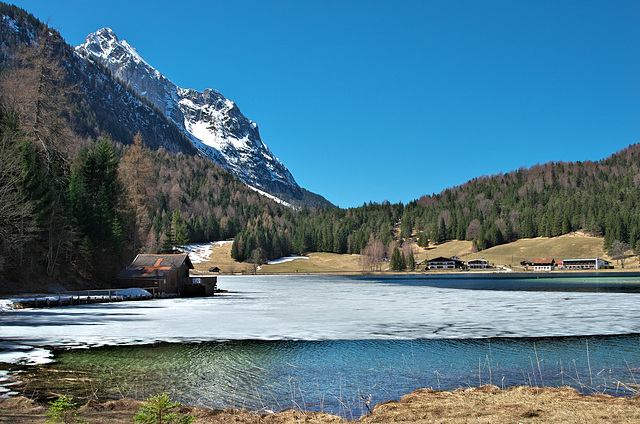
[
  {"x1": 232, "y1": 144, "x2": 640, "y2": 266},
  {"x1": 1, "y1": 2, "x2": 640, "y2": 293}
]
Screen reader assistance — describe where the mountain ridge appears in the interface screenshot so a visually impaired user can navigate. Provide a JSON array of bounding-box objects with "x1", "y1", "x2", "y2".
[{"x1": 76, "y1": 27, "x2": 304, "y2": 201}]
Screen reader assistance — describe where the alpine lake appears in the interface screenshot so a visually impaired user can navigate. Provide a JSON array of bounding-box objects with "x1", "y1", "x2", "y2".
[{"x1": 2, "y1": 273, "x2": 640, "y2": 418}]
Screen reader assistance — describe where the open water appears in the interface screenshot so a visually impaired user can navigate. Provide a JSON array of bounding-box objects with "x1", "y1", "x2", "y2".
[{"x1": 2, "y1": 274, "x2": 640, "y2": 417}]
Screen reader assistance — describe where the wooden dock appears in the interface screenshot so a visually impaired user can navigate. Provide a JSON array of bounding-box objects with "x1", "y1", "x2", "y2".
[{"x1": 7, "y1": 288, "x2": 156, "y2": 309}]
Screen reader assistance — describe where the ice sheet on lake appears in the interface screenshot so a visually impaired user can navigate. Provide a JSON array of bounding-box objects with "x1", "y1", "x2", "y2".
[
  {"x1": 2, "y1": 275, "x2": 640, "y2": 363},
  {"x1": 0, "y1": 342, "x2": 53, "y2": 365},
  {"x1": 0, "y1": 300, "x2": 12, "y2": 313}
]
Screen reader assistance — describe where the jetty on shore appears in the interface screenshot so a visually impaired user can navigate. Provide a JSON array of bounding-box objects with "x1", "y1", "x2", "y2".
[{"x1": 3, "y1": 288, "x2": 155, "y2": 310}]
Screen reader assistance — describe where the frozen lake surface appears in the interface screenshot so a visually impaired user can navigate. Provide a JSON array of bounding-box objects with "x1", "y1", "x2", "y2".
[
  {"x1": 2, "y1": 274, "x2": 640, "y2": 416},
  {"x1": 2, "y1": 275, "x2": 640, "y2": 350}
]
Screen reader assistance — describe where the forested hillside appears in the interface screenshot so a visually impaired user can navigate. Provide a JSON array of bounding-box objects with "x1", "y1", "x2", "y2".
[
  {"x1": 0, "y1": 3, "x2": 294, "y2": 291},
  {"x1": 232, "y1": 144, "x2": 640, "y2": 268},
  {"x1": 1, "y1": 3, "x2": 639, "y2": 293},
  {"x1": 405, "y1": 145, "x2": 640, "y2": 253}
]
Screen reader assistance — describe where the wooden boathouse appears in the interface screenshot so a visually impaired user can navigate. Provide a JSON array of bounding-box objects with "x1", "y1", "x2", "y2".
[{"x1": 117, "y1": 253, "x2": 217, "y2": 297}]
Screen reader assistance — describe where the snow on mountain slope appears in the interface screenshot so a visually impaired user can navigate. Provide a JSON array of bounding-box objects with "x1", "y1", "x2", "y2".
[{"x1": 76, "y1": 28, "x2": 302, "y2": 199}]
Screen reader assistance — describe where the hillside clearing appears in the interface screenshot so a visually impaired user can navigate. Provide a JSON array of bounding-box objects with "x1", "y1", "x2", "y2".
[{"x1": 192, "y1": 233, "x2": 639, "y2": 274}]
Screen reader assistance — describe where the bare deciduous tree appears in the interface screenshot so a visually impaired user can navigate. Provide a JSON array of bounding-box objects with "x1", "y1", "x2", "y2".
[
  {"x1": 361, "y1": 235, "x2": 385, "y2": 272},
  {"x1": 609, "y1": 240, "x2": 631, "y2": 267},
  {"x1": 0, "y1": 108, "x2": 36, "y2": 270},
  {"x1": 466, "y1": 219, "x2": 482, "y2": 241}
]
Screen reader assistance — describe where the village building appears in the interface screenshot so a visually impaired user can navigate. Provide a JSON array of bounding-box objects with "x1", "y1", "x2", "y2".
[
  {"x1": 117, "y1": 254, "x2": 217, "y2": 297},
  {"x1": 427, "y1": 256, "x2": 464, "y2": 270},
  {"x1": 532, "y1": 258, "x2": 555, "y2": 271},
  {"x1": 561, "y1": 258, "x2": 611, "y2": 270},
  {"x1": 467, "y1": 258, "x2": 490, "y2": 269}
]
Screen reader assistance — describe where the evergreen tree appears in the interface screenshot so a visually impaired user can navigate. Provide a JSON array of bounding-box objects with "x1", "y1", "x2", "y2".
[
  {"x1": 160, "y1": 227, "x2": 176, "y2": 254},
  {"x1": 407, "y1": 250, "x2": 415, "y2": 271},
  {"x1": 390, "y1": 246, "x2": 406, "y2": 271},
  {"x1": 206, "y1": 214, "x2": 220, "y2": 241},
  {"x1": 172, "y1": 209, "x2": 189, "y2": 247},
  {"x1": 417, "y1": 231, "x2": 429, "y2": 248}
]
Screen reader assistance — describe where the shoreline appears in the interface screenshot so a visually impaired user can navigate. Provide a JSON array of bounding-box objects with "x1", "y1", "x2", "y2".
[
  {"x1": 2, "y1": 384, "x2": 640, "y2": 423},
  {"x1": 250, "y1": 269, "x2": 640, "y2": 278},
  {"x1": 2, "y1": 268, "x2": 640, "y2": 299}
]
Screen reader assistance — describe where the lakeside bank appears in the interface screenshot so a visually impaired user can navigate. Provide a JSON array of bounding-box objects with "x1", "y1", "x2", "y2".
[{"x1": 2, "y1": 384, "x2": 640, "y2": 423}]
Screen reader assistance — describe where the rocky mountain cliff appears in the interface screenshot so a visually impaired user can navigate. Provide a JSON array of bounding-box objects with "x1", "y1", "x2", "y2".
[
  {"x1": 0, "y1": 6, "x2": 197, "y2": 156},
  {"x1": 76, "y1": 28, "x2": 303, "y2": 200}
]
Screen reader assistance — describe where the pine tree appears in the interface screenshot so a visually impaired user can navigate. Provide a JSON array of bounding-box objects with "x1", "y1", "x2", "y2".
[
  {"x1": 172, "y1": 209, "x2": 189, "y2": 247},
  {"x1": 408, "y1": 250, "x2": 415, "y2": 271},
  {"x1": 160, "y1": 228, "x2": 176, "y2": 254},
  {"x1": 418, "y1": 231, "x2": 430, "y2": 248},
  {"x1": 206, "y1": 214, "x2": 220, "y2": 241},
  {"x1": 390, "y1": 246, "x2": 404, "y2": 271}
]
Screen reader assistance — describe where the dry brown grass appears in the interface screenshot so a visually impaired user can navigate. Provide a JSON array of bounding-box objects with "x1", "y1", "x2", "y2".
[
  {"x1": 4, "y1": 386, "x2": 640, "y2": 423},
  {"x1": 191, "y1": 242, "x2": 250, "y2": 274},
  {"x1": 193, "y1": 244, "x2": 364, "y2": 274},
  {"x1": 419, "y1": 232, "x2": 640, "y2": 270},
  {"x1": 193, "y1": 233, "x2": 638, "y2": 275},
  {"x1": 470, "y1": 233, "x2": 612, "y2": 269},
  {"x1": 416, "y1": 240, "x2": 474, "y2": 264},
  {"x1": 257, "y1": 252, "x2": 363, "y2": 274},
  {"x1": 356, "y1": 385, "x2": 640, "y2": 423}
]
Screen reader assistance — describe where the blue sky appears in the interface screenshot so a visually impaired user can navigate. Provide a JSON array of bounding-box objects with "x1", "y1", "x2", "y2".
[{"x1": 12, "y1": 0, "x2": 640, "y2": 208}]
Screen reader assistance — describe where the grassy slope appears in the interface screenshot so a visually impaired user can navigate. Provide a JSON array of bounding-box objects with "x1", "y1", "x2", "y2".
[
  {"x1": 196, "y1": 233, "x2": 638, "y2": 274},
  {"x1": 424, "y1": 232, "x2": 630, "y2": 270}
]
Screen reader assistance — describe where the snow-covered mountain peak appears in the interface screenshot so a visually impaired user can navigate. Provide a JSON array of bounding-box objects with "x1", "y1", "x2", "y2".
[
  {"x1": 76, "y1": 28, "x2": 302, "y2": 200},
  {"x1": 81, "y1": 28, "x2": 149, "y2": 69}
]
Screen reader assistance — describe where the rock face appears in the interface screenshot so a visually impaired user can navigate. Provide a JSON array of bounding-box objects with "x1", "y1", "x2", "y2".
[{"x1": 76, "y1": 28, "x2": 302, "y2": 199}]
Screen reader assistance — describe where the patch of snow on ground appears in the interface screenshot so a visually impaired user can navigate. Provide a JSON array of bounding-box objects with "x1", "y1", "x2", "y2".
[
  {"x1": 247, "y1": 186, "x2": 296, "y2": 209},
  {"x1": 115, "y1": 288, "x2": 152, "y2": 297},
  {"x1": 179, "y1": 242, "x2": 231, "y2": 263},
  {"x1": 267, "y1": 256, "x2": 309, "y2": 265},
  {"x1": 179, "y1": 243, "x2": 213, "y2": 263}
]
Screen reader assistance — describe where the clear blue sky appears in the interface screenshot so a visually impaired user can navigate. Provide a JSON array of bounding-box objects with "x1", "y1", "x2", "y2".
[{"x1": 12, "y1": 0, "x2": 640, "y2": 208}]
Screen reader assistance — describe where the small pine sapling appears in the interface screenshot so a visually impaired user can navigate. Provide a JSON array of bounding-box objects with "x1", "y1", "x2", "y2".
[
  {"x1": 133, "y1": 393, "x2": 194, "y2": 424},
  {"x1": 45, "y1": 395, "x2": 85, "y2": 424}
]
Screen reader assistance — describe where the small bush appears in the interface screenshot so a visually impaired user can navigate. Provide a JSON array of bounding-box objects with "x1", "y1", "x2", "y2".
[
  {"x1": 133, "y1": 393, "x2": 194, "y2": 424},
  {"x1": 45, "y1": 395, "x2": 85, "y2": 424}
]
